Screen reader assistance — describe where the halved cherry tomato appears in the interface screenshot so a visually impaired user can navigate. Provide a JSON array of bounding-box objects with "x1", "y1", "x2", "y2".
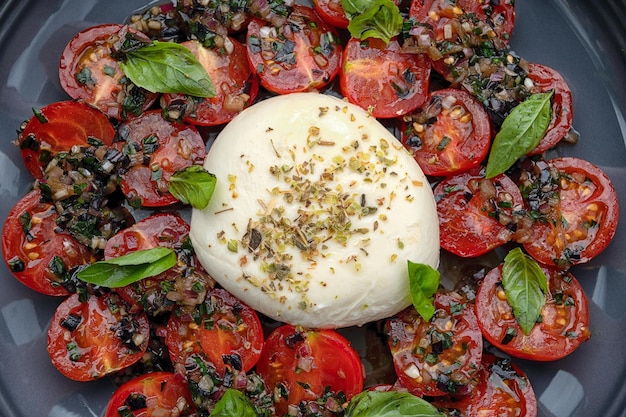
[
  {"x1": 104, "y1": 212, "x2": 212, "y2": 315},
  {"x1": 47, "y1": 292, "x2": 150, "y2": 381},
  {"x1": 246, "y1": 5, "x2": 342, "y2": 94},
  {"x1": 475, "y1": 263, "x2": 590, "y2": 361},
  {"x1": 165, "y1": 287, "x2": 264, "y2": 377},
  {"x1": 59, "y1": 24, "x2": 158, "y2": 120},
  {"x1": 526, "y1": 63, "x2": 574, "y2": 155},
  {"x1": 434, "y1": 167, "x2": 525, "y2": 257},
  {"x1": 161, "y1": 38, "x2": 259, "y2": 126},
  {"x1": 517, "y1": 157, "x2": 619, "y2": 268},
  {"x1": 256, "y1": 324, "x2": 364, "y2": 416},
  {"x1": 340, "y1": 37, "x2": 431, "y2": 118},
  {"x1": 313, "y1": 0, "x2": 350, "y2": 28},
  {"x1": 116, "y1": 110, "x2": 206, "y2": 207},
  {"x1": 1, "y1": 189, "x2": 94, "y2": 296},
  {"x1": 17, "y1": 101, "x2": 116, "y2": 179},
  {"x1": 104, "y1": 372, "x2": 198, "y2": 417},
  {"x1": 401, "y1": 88, "x2": 491, "y2": 176},
  {"x1": 385, "y1": 292, "x2": 483, "y2": 397}
]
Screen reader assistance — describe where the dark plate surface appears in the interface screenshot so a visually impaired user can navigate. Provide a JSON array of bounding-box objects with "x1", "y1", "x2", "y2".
[{"x1": 1, "y1": 0, "x2": 625, "y2": 416}]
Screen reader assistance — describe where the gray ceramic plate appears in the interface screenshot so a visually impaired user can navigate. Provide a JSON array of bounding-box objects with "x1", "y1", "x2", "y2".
[{"x1": 1, "y1": 0, "x2": 625, "y2": 416}]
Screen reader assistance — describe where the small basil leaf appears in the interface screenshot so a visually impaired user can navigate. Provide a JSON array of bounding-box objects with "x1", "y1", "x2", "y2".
[
  {"x1": 407, "y1": 261, "x2": 440, "y2": 322},
  {"x1": 119, "y1": 41, "x2": 216, "y2": 97},
  {"x1": 345, "y1": 390, "x2": 443, "y2": 417},
  {"x1": 342, "y1": 0, "x2": 403, "y2": 44},
  {"x1": 501, "y1": 247, "x2": 549, "y2": 335},
  {"x1": 485, "y1": 91, "x2": 554, "y2": 178},
  {"x1": 77, "y1": 247, "x2": 176, "y2": 288},
  {"x1": 168, "y1": 165, "x2": 217, "y2": 209},
  {"x1": 210, "y1": 389, "x2": 258, "y2": 417}
]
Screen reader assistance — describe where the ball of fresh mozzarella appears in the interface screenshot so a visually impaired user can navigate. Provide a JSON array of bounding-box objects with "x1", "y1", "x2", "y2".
[{"x1": 190, "y1": 92, "x2": 439, "y2": 329}]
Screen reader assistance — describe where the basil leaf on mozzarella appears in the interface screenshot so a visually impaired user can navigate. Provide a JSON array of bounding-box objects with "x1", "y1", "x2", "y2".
[
  {"x1": 407, "y1": 261, "x2": 440, "y2": 322},
  {"x1": 169, "y1": 165, "x2": 217, "y2": 209},
  {"x1": 345, "y1": 390, "x2": 443, "y2": 417}
]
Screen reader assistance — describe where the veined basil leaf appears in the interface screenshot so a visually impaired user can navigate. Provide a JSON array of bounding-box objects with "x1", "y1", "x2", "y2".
[
  {"x1": 345, "y1": 390, "x2": 443, "y2": 417},
  {"x1": 501, "y1": 247, "x2": 549, "y2": 335},
  {"x1": 209, "y1": 389, "x2": 258, "y2": 417},
  {"x1": 168, "y1": 165, "x2": 217, "y2": 209},
  {"x1": 407, "y1": 261, "x2": 440, "y2": 322},
  {"x1": 485, "y1": 91, "x2": 554, "y2": 178},
  {"x1": 342, "y1": 0, "x2": 403, "y2": 44},
  {"x1": 77, "y1": 247, "x2": 176, "y2": 288},
  {"x1": 119, "y1": 41, "x2": 216, "y2": 97}
]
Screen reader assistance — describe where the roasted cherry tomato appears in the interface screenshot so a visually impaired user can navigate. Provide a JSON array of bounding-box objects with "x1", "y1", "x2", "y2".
[
  {"x1": 166, "y1": 287, "x2": 264, "y2": 377},
  {"x1": 340, "y1": 37, "x2": 431, "y2": 119},
  {"x1": 246, "y1": 5, "x2": 342, "y2": 94},
  {"x1": 59, "y1": 24, "x2": 158, "y2": 120},
  {"x1": 313, "y1": 0, "x2": 349, "y2": 28},
  {"x1": 104, "y1": 212, "x2": 212, "y2": 315},
  {"x1": 517, "y1": 157, "x2": 619, "y2": 268},
  {"x1": 526, "y1": 63, "x2": 574, "y2": 155},
  {"x1": 47, "y1": 292, "x2": 150, "y2": 381},
  {"x1": 104, "y1": 371, "x2": 198, "y2": 417},
  {"x1": 17, "y1": 101, "x2": 116, "y2": 179},
  {"x1": 161, "y1": 38, "x2": 259, "y2": 126},
  {"x1": 386, "y1": 292, "x2": 483, "y2": 397},
  {"x1": 434, "y1": 167, "x2": 525, "y2": 257},
  {"x1": 256, "y1": 324, "x2": 364, "y2": 416},
  {"x1": 475, "y1": 263, "x2": 590, "y2": 361},
  {"x1": 116, "y1": 110, "x2": 206, "y2": 207},
  {"x1": 1, "y1": 189, "x2": 94, "y2": 296},
  {"x1": 401, "y1": 88, "x2": 490, "y2": 176}
]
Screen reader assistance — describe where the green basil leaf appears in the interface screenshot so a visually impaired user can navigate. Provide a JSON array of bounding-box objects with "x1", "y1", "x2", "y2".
[
  {"x1": 407, "y1": 261, "x2": 440, "y2": 322},
  {"x1": 345, "y1": 390, "x2": 443, "y2": 417},
  {"x1": 168, "y1": 165, "x2": 217, "y2": 209},
  {"x1": 77, "y1": 247, "x2": 176, "y2": 288},
  {"x1": 119, "y1": 41, "x2": 216, "y2": 97},
  {"x1": 342, "y1": 0, "x2": 403, "y2": 44},
  {"x1": 210, "y1": 389, "x2": 258, "y2": 417},
  {"x1": 485, "y1": 91, "x2": 554, "y2": 178},
  {"x1": 501, "y1": 247, "x2": 549, "y2": 335}
]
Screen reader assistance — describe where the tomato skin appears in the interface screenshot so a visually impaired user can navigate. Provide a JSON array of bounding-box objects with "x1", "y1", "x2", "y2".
[
  {"x1": 313, "y1": 0, "x2": 350, "y2": 28},
  {"x1": 386, "y1": 292, "x2": 483, "y2": 397},
  {"x1": 246, "y1": 5, "x2": 342, "y2": 94},
  {"x1": 165, "y1": 287, "x2": 264, "y2": 377},
  {"x1": 1, "y1": 189, "x2": 94, "y2": 296},
  {"x1": 104, "y1": 372, "x2": 198, "y2": 417},
  {"x1": 17, "y1": 101, "x2": 116, "y2": 179},
  {"x1": 434, "y1": 168, "x2": 525, "y2": 257},
  {"x1": 47, "y1": 292, "x2": 150, "y2": 381},
  {"x1": 256, "y1": 324, "x2": 364, "y2": 416},
  {"x1": 475, "y1": 263, "x2": 590, "y2": 361},
  {"x1": 401, "y1": 88, "x2": 491, "y2": 176},
  {"x1": 340, "y1": 37, "x2": 431, "y2": 119}
]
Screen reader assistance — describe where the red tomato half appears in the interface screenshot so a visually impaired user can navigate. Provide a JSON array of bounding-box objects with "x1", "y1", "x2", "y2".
[
  {"x1": 1, "y1": 189, "x2": 93, "y2": 296},
  {"x1": 166, "y1": 287, "x2": 264, "y2": 377},
  {"x1": 246, "y1": 5, "x2": 342, "y2": 94},
  {"x1": 313, "y1": 0, "x2": 350, "y2": 28},
  {"x1": 341, "y1": 37, "x2": 431, "y2": 119},
  {"x1": 17, "y1": 101, "x2": 116, "y2": 179},
  {"x1": 104, "y1": 372, "x2": 198, "y2": 417},
  {"x1": 256, "y1": 324, "x2": 364, "y2": 416},
  {"x1": 434, "y1": 168, "x2": 525, "y2": 257},
  {"x1": 116, "y1": 110, "x2": 206, "y2": 207},
  {"x1": 47, "y1": 292, "x2": 150, "y2": 381},
  {"x1": 401, "y1": 88, "x2": 491, "y2": 176},
  {"x1": 386, "y1": 292, "x2": 483, "y2": 397},
  {"x1": 59, "y1": 24, "x2": 158, "y2": 120}
]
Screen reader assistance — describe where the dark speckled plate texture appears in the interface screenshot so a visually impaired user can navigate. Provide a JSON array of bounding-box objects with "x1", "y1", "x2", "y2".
[{"x1": 1, "y1": 0, "x2": 625, "y2": 416}]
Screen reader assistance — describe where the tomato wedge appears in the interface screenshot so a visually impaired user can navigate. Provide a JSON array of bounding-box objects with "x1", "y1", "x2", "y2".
[
  {"x1": 401, "y1": 88, "x2": 491, "y2": 176},
  {"x1": 340, "y1": 37, "x2": 431, "y2": 118},
  {"x1": 47, "y1": 292, "x2": 150, "y2": 381},
  {"x1": 1, "y1": 189, "x2": 94, "y2": 296},
  {"x1": 246, "y1": 5, "x2": 342, "y2": 94},
  {"x1": 256, "y1": 324, "x2": 364, "y2": 416},
  {"x1": 17, "y1": 101, "x2": 116, "y2": 179},
  {"x1": 104, "y1": 372, "x2": 198, "y2": 417},
  {"x1": 386, "y1": 292, "x2": 483, "y2": 397}
]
